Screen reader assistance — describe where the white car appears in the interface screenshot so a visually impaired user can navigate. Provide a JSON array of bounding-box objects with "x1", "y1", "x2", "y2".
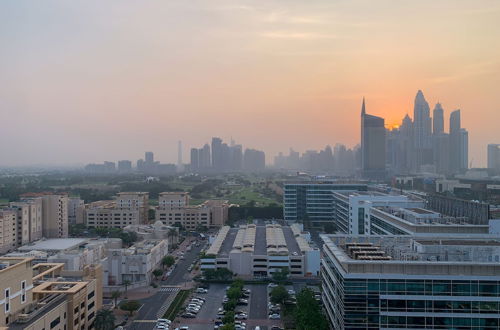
[
  {"x1": 196, "y1": 288, "x2": 208, "y2": 294},
  {"x1": 158, "y1": 319, "x2": 172, "y2": 325},
  {"x1": 268, "y1": 283, "x2": 278, "y2": 288},
  {"x1": 235, "y1": 313, "x2": 248, "y2": 320},
  {"x1": 269, "y1": 314, "x2": 280, "y2": 320},
  {"x1": 156, "y1": 325, "x2": 167, "y2": 330}
]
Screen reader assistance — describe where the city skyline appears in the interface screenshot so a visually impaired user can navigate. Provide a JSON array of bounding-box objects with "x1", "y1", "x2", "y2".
[{"x1": 1, "y1": 1, "x2": 500, "y2": 166}]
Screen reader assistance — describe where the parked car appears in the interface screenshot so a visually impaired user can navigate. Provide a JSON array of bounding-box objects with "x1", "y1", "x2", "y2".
[
  {"x1": 196, "y1": 288, "x2": 208, "y2": 294},
  {"x1": 235, "y1": 313, "x2": 248, "y2": 320},
  {"x1": 182, "y1": 313, "x2": 196, "y2": 318},
  {"x1": 269, "y1": 314, "x2": 280, "y2": 320}
]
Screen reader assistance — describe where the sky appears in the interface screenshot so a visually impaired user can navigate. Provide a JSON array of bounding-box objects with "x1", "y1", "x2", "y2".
[{"x1": 1, "y1": 0, "x2": 499, "y2": 167}]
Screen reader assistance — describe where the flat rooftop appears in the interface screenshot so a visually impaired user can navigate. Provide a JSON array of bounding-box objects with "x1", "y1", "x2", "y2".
[
  {"x1": 407, "y1": 208, "x2": 436, "y2": 214},
  {"x1": 18, "y1": 238, "x2": 88, "y2": 252},
  {"x1": 322, "y1": 234, "x2": 500, "y2": 264},
  {"x1": 215, "y1": 224, "x2": 308, "y2": 257}
]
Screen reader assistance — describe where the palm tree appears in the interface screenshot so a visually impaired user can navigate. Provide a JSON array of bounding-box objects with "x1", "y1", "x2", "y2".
[
  {"x1": 122, "y1": 280, "x2": 131, "y2": 299},
  {"x1": 161, "y1": 255, "x2": 175, "y2": 270},
  {"x1": 110, "y1": 290, "x2": 121, "y2": 308},
  {"x1": 94, "y1": 309, "x2": 115, "y2": 330}
]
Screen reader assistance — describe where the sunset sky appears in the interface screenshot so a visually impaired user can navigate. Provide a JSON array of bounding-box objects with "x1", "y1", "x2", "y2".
[{"x1": 1, "y1": 0, "x2": 499, "y2": 166}]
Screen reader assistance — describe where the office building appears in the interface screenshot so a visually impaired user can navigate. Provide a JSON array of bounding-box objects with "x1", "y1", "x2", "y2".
[
  {"x1": 283, "y1": 181, "x2": 368, "y2": 225},
  {"x1": 488, "y1": 144, "x2": 500, "y2": 172},
  {"x1": 155, "y1": 192, "x2": 228, "y2": 230},
  {"x1": 190, "y1": 148, "x2": 199, "y2": 171},
  {"x1": 84, "y1": 200, "x2": 140, "y2": 229},
  {"x1": 361, "y1": 98, "x2": 386, "y2": 180},
  {"x1": 321, "y1": 234, "x2": 500, "y2": 329},
  {"x1": 330, "y1": 191, "x2": 423, "y2": 234},
  {"x1": 201, "y1": 224, "x2": 320, "y2": 278}
]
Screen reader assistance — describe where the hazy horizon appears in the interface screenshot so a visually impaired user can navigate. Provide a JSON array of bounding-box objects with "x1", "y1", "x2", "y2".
[{"x1": 1, "y1": 1, "x2": 499, "y2": 167}]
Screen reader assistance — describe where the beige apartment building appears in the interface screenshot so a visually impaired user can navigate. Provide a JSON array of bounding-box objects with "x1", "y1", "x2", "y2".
[
  {"x1": 21, "y1": 193, "x2": 69, "y2": 239},
  {"x1": 85, "y1": 200, "x2": 141, "y2": 229},
  {"x1": 10, "y1": 198, "x2": 43, "y2": 246},
  {"x1": 0, "y1": 258, "x2": 102, "y2": 330},
  {"x1": 0, "y1": 210, "x2": 18, "y2": 254},
  {"x1": 116, "y1": 192, "x2": 149, "y2": 224},
  {"x1": 156, "y1": 192, "x2": 229, "y2": 230}
]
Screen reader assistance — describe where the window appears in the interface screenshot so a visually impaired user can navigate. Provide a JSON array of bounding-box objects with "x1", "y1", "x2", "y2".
[
  {"x1": 21, "y1": 280, "x2": 26, "y2": 304},
  {"x1": 50, "y1": 317, "x2": 61, "y2": 329},
  {"x1": 88, "y1": 301, "x2": 95, "y2": 310},
  {"x1": 88, "y1": 311, "x2": 95, "y2": 320},
  {"x1": 4, "y1": 288, "x2": 10, "y2": 313}
]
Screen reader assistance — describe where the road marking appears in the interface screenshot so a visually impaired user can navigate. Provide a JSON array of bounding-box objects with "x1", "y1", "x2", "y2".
[
  {"x1": 159, "y1": 287, "x2": 180, "y2": 293},
  {"x1": 132, "y1": 320, "x2": 157, "y2": 323}
]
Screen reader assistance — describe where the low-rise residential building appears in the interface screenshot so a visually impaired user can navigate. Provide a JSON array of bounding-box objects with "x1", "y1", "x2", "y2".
[
  {"x1": 102, "y1": 239, "x2": 168, "y2": 289},
  {"x1": 156, "y1": 192, "x2": 228, "y2": 230},
  {"x1": 0, "y1": 257, "x2": 102, "y2": 330},
  {"x1": 124, "y1": 221, "x2": 180, "y2": 247},
  {"x1": 67, "y1": 198, "x2": 85, "y2": 225},
  {"x1": 10, "y1": 198, "x2": 43, "y2": 245},
  {"x1": 321, "y1": 234, "x2": 500, "y2": 329},
  {"x1": 20, "y1": 193, "x2": 69, "y2": 239},
  {"x1": 84, "y1": 200, "x2": 141, "y2": 229},
  {"x1": 201, "y1": 223, "x2": 320, "y2": 278},
  {"x1": 116, "y1": 192, "x2": 149, "y2": 224},
  {"x1": 0, "y1": 210, "x2": 18, "y2": 254}
]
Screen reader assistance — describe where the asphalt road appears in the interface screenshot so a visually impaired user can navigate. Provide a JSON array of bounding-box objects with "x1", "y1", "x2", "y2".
[
  {"x1": 130, "y1": 238, "x2": 204, "y2": 330},
  {"x1": 249, "y1": 284, "x2": 268, "y2": 320}
]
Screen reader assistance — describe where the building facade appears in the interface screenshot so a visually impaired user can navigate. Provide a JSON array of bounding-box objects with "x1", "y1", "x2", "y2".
[{"x1": 322, "y1": 235, "x2": 500, "y2": 329}]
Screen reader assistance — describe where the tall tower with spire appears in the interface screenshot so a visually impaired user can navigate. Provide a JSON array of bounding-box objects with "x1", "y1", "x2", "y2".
[
  {"x1": 360, "y1": 98, "x2": 386, "y2": 180},
  {"x1": 412, "y1": 90, "x2": 433, "y2": 171}
]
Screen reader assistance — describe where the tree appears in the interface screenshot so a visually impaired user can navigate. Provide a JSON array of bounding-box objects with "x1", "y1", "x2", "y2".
[
  {"x1": 110, "y1": 290, "x2": 121, "y2": 308},
  {"x1": 226, "y1": 287, "x2": 242, "y2": 300},
  {"x1": 270, "y1": 285, "x2": 290, "y2": 305},
  {"x1": 222, "y1": 311, "x2": 235, "y2": 325},
  {"x1": 122, "y1": 280, "x2": 131, "y2": 299},
  {"x1": 223, "y1": 299, "x2": 237, "y2": 312},
  {"x1": 294, "y1": 288, "x2": 329, "y2": 330},
  {"x1": 94, "y1": 309, "x2": 116, "y2": 330},
  {"x1": 152, "y1": 269, "x2": 163, "y2": 280},
  {"x1": 220, "y1": 324, "x2": 235, "y2": 330},
  {"x1": 162, "y1": 255, "x2": 175, "y2": 269},
  {"x1": 120, "y1": 300, "x2": 141, "y2": 316},
  {"x1": 272, "y1": 267, "x2": 289, "y2": 283}
]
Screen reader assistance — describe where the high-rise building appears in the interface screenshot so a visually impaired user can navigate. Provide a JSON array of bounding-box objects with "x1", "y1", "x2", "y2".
[
  {"x1": 177, "y1": 140, "x2": 183, "y2": 171},
  {"x1": 117, "y1": 160, "x2": 132, "y2": 172},
  {"x1": 449, "y1": 110, "x2": 468, "y2": 173},
  {"x1": 68, "y1": 197, "x2": 85, "y2": 225},
  {"x1": 488, "y1": 144, "x2": 500, "y2": 172},
  {"x1": 460, "y1": 128, "x2": 469, "y2": 170},
  {"x1": 229, "y1": 144, "x2": 243, "y2": 171},
  {"x1": 190, "y1": 148, "x2": 199, "y2": 171},
  {"x1": 433, "y1": 132, "x2": 450, "y2": 174},
  {"x1": 211, "y1": 137, "x2": 223, "y2": 170},
  {"x1": 432, "y1": 102, "x2": 444, "y2": 134},
  {"x1": 243, "y1": 148, "x2": 266, "y2": 171},
  {"x1": 413, "y1": 90, "x2": 433, "y2": 170},
  {"x1": 199, "y1": 144, "x2": 211, "y2": 169},
  {"x1": 145, "y1": 151, "x2": 154, "y2": 164},
  {"x1": 361, "y1": 98, "x2": 386, "y2": 180},
  {"x1": 9, "y1": 198, "x2": 43, "y2": 245}
]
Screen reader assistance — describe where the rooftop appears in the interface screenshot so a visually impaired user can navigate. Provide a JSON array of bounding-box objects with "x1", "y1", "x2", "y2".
[
  {"x1": 322, "y1": 234, "x2": 500, "y2": 265},
  {"x1": 18, "y1": 238, "x2": 88, "y2": 252}
]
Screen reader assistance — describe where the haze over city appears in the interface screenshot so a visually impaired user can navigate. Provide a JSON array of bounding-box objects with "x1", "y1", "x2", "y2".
[{"x1": 1, "y1": 0, "x2": 500, "y2": 166}]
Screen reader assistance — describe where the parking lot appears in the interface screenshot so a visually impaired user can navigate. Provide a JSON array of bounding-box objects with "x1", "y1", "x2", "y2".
[{"x1": 174, "y1": 283, "x2": 283, "y2": 330}]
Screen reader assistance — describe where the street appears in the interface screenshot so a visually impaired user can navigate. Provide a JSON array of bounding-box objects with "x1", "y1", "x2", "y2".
[{"x1": 129, "y1": 237, "x2": 204, "y2": 330}]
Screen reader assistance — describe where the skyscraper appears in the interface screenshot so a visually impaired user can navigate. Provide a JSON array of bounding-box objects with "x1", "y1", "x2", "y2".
[
  {"x1": 449, "y1": 109, "x2": 462, "y2": 173},
  {"x1": 413, "y1": 90, "x2": 433, "y2": 170},
  {"x1": 433, "y1": 102, "x2": 444, "y2": 134},
  {"x1": 460, "y1": 128, "x2": 469, "y2": 170},
  {"x1": 211, "y1": 137, "x2": 223, "y2": 170},
  {"x1": 488, "y1": 144, "x2": 500, "y2": 172},
  {"x1": 361, "y1": 98, "x2": 386, "y2": 180},
  {"x1": 145, "y1": 151, "x2": 154, "y2": 164},
  {"x1": 190, "y1": 148, "x2": 199, "y2": 171},
  {"x1": 177, "y1": 141, "x2": 183, "y2": 167},
  {"x1": 199, "y1": 144, "x2": 211, "y2": 169}
]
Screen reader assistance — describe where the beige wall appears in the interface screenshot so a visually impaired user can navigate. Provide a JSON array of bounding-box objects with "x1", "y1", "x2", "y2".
[
  {"x1": 0, "y1": 211, "x2": 18, "y2": 254},
  {"x1": 0, "y1": 258, "x2": 34, "y2": 327},
  {"x1": 116, "y1": 192, "x2": 149, "y2": 223},
  {"x1": 22, "y1": 300, "x2": 68, "y2": 330},
  {"x1": 41, "y1": 195, "x2": 69, "y2": 238}
]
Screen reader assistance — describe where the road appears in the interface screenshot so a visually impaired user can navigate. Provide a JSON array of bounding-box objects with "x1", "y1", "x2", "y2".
[{"x1": 130, "y1": 238, "x2": 204, "y2": 330}]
